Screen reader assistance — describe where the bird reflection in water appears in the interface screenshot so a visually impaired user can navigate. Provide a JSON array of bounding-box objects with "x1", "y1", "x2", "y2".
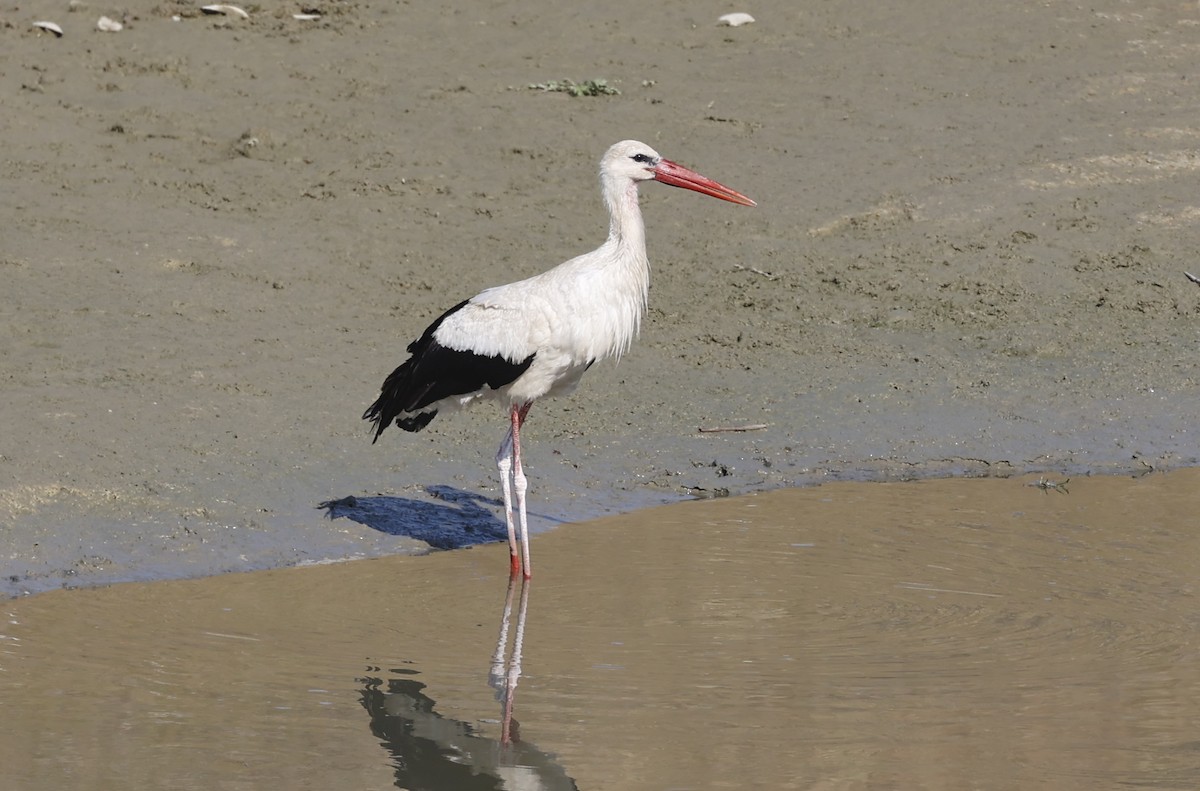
[
  {"x1": 489, "y1": 572, "x2": 530, "y2": 746},
  {"x1": 359, "y1": 576, "x2": 577, "y2": 789}
]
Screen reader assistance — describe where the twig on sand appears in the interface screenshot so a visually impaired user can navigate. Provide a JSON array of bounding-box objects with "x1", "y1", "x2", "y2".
[
  {"x1": 1185, "y1": 271, "x2": 1200, "y2": 286},
  {"x1": 1027, "y1": 476, "x2": 1070, "y2": 494},
  {"x1": 698, "y1": 423, "x2": 768, "y2": 433},
  {"x1": 733, "y1": 263, "x2": 776, "y2": 280}
]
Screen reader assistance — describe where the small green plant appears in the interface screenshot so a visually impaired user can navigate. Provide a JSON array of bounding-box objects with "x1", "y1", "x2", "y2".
[{"x1": 527, "y1": 78, "x2": 620, "y2": 97}]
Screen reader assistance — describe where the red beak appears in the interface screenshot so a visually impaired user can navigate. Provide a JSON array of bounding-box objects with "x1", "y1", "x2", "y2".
[{"x1": 654, "y1": 159, "x2": 757, "y2": 207}]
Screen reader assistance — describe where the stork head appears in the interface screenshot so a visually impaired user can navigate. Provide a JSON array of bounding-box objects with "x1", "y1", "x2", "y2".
[{"x1": 601, "y1": 140, "x2": 756, "y2": 207}]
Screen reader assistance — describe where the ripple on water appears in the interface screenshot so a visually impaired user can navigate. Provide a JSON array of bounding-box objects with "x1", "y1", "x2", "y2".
[{"x1": 3, "y1": 470, "x2": 1200, "y2": 790}]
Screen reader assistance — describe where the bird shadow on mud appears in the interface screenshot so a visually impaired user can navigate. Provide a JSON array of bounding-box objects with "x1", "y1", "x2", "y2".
[{"x1": 317, "y1": 485, "x2": 509, "y2": 550}]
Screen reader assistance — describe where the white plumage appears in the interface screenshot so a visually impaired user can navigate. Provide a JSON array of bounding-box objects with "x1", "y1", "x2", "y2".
[{"x1": 364, "y1": 139, "x2": 755, "y2": 578}]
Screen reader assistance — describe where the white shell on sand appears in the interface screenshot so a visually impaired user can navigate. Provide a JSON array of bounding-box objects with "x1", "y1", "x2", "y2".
[
  {"x1": 292, "y1": 13, "x2": 321, "y2": 20},
  {"x1": 201, "y1": 4, "x2": 250, "y2": 19},
  {"x1": 32, "y1": 20, "x2": 65, "y2": 36},
  {"x1": 97, "y1": 16, "x2": 123, "y2": 32},
  {"x1": 718, "y1": 12, "x2": 755, "y2": 27}
]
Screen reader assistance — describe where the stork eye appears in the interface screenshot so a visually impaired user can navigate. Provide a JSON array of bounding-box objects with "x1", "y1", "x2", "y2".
[{"x1": 631, "y1": 153, "x2": 653, "y2": 164}]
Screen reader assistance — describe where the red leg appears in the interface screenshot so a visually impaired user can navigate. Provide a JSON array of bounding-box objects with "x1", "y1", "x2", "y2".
[
  {"x1": 496, "y1": 418, "x2": 520, "y2": 575},
  {"x1": 511, "y1": 402, "x2": 533, "y2": 579}
]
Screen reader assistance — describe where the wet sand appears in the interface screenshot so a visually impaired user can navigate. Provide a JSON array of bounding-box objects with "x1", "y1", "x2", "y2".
[
  {"x1": 4, "y1": 470, "x2": 1199, "y2": 789},
  {"x1": 4, "y1": 0, "x2": 1200, "y2": 592}
]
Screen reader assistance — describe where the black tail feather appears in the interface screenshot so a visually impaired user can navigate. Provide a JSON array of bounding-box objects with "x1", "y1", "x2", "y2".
[
  {"x1": 363, "y1": 360, "x2": 438, "y2": 442},
  {"x1": 363, "y1": 301, "x2": 470, "y2": 443},
  {"x1": 363, "y1": 299, "x2": 535, "y2": 443}
]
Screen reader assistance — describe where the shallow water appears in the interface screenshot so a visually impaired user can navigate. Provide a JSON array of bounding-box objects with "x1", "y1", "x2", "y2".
[{"x1": 3, "y1": 470, "x2": 1199, "y2": 790}]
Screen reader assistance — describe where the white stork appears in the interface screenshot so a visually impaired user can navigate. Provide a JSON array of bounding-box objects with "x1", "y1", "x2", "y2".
[{"x1": 364, "y1": 140, "x2": 756, "y2": 578}]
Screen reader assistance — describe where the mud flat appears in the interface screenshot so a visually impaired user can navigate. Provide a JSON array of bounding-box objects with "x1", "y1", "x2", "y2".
[{"x1": 2, "y1": 0, "x2": 1198, "y2": 594}]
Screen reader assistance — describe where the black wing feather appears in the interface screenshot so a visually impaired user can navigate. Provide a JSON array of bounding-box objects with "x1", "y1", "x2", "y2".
[{"x1": 363, "y1": 299, "x2": 535, "y2": 442}]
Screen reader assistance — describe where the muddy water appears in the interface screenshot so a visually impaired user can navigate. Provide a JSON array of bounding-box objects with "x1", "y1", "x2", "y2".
[{"x1": 3, "y1": 470, "x2": 1199, "y2": 790}]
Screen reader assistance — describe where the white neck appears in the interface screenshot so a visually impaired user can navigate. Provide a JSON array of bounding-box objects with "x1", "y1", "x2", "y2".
[
  {"x1": 597, "y1": 174, "x2": 651, "y2": 358},
  {"x1": 604, "y1": 175, "x2": 647, "y2": 251}
]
